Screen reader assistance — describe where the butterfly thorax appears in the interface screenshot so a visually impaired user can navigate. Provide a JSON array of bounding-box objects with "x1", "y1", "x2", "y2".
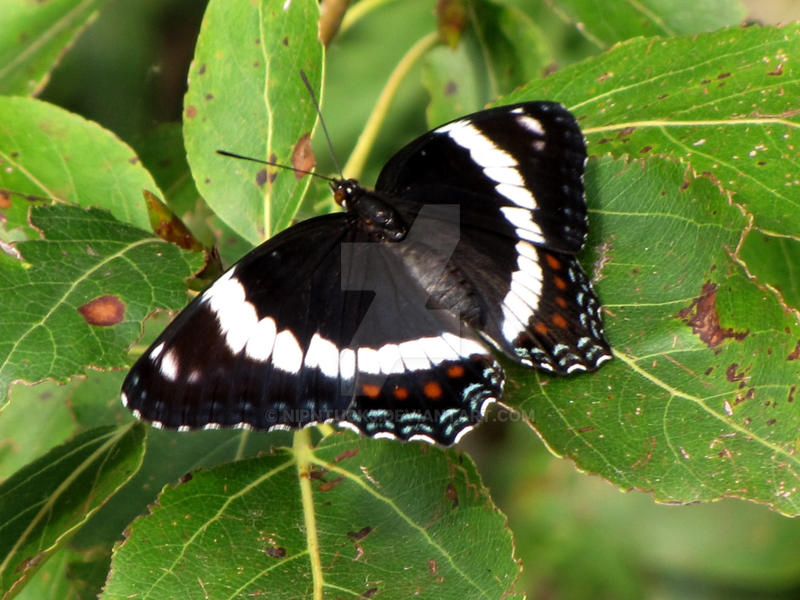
[{"x1": 332, "y1": 179, "x2": 408, "y2": 241}]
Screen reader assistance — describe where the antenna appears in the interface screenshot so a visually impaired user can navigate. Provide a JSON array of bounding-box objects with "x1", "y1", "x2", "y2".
[
  {"x1": 299, "y1": 69, "x2": 342, "y2": 178},
  {"x1": 215, "y1": 150, "x2": 338, "y2": 183},
  {"x1": 218, "y1": 72, "x2": 344, "y2": 185}
]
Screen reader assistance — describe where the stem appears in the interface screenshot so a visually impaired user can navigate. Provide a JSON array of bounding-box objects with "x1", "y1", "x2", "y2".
[
  {"x1": 294, "y1": 429, "x2": 324, "y2": 600},
  {"x1": 340, "y1": 0, "x2": 395, "y2": 34},
  {"x1": 343, "y1": 31, "x2": 439, "y2": 180}
]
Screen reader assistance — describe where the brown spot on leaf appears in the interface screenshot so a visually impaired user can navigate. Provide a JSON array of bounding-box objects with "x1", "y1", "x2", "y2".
[
  {"x1": 185, "y1": 105, "x2": 197, "y2": 119},
  {"x1": 198, "y1": 64, "x2": 206, "y2": 75},
  {"x1": 768, "y1": 62, "x2": 784, "y2": 76},
  {"x1": 334, "y1": 447, "x2": 359, "y2": 462},
  {"x1": 282, "y1": 36, "x2": 289, "y2": 46},
  {"x1": 676, "y1": 282, "x2": 748, "y2": 348},
  {"x1": 437, "y1": 0, "x2": 467, "y2": 48},
  {"x1": 205, "y1": 93, "x2": 214, "y2": 101},
  {"x1": 789, "y1": 386, "x2": 796, "y2": 403},
  {"x1": 256, "y1": 168, "x2": 268, "y2": 187},
  {"x1": 428, "y1": 558, "x2": 437, "y2": 575},
  {"x1": 318, "y1": 476, "x2": 344, "y2": 492},
  {"x1": 78, "y1": 295, "x2": 125, "y2": 326},
  {"x1": 291, "y1": 133, "x2": 315, "y2": 178},
  {"x1": 725, "y1": 364, "x2": 749, "y2": 387},
  {"x1": 717, "y1": 72, "x2": 731, "y2": 79},
  {"x1": 348, "y1": 526, "x2": 372, "y2": 541},
  {"x1": 265, "y1": 546, "x2": 286, "y2": 558},
  {"x1": 361, "y1": 588, "x2": 378, "y2": 599},
  {"x1": 444, "y1": 80, "x2": 458, "y2": 96},
  {"x1": 630, "y1": 437, "x2": 656, "y2": 469},
  {"x1": 639, "y1": 145, "x2": 653, "y2": 153},
  {"x1": 128, "y1": 156, "x2": 139, "y2": 165},
  {"x1": 787, "y1": 339, "x2": 800, "y2": 361},
  {"x1": 308, "y1": 466, "x2": 327, "y2": 480},
  {"x1": 617, "y1": 126, "x2": 636, "y2": 138},
  {"x1": 445, "y1": 482, "x2": 459, "y2": 508},
  {"x1": 0, "y1": 190, "x2": 10, "y2": 209}
]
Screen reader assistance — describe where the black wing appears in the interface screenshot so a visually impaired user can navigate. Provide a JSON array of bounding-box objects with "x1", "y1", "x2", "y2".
[
  {"x1": 375, "y1": 102, "x2": 612, "y2": 373},
  {"x1": 376, "y1": 102, "x2": 588, "y2": 253},
  {"x1": 122, "y1": 214, "x2": 503, "y2": 444}
]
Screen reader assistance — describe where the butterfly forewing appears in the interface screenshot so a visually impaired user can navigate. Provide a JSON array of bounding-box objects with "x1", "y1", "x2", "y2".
[{"x1": 376, "y1": 102, "x2": 588, "y2": 253}]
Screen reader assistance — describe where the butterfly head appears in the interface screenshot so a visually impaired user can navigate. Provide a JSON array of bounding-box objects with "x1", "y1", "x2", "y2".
[
  {"x1": 331, "y1": 178, "x2": 360, "y2": 208},
  {"x1": 332, "y1": 179, "x2": 408, "y2": 241}
]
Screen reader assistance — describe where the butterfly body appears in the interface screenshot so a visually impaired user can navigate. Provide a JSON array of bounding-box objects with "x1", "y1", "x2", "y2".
[{"x1": 122, "y1": 101, "x2": 611, "y2": 444}]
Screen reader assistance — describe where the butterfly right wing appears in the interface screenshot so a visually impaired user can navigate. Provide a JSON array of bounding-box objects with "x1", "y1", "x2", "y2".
[{"x1": 374, "y1": 102, "x2": 611, "y2": 374}]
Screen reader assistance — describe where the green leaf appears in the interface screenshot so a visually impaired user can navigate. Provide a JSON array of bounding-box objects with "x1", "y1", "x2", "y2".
[
  {"x1": 469, "y1": 0, "x2": 551, "y2": 99},
  {"x1": 0, "y1": 0, "x2": 109, "y2": 96},
  {"x1": 512, "y1": 154, "x2": 800, "y2": 512},
  {"x1": 0, "y1": 423, "x2": 145, "y2": 597},
  {"x1": 104, "y1": 432, "x2": 522, "y2": 600},
  {"x1": 423, "y1": 44, "x2": 484, "y2": 126},
  {"x1": 0, "y1": 204, "x2": 202, "y2": 400},
  {"x1": 183, "y1": 0, "x2": 324, "y2": 244},
  {"x1": 132, "y1": 123, "x2": 202, "y2": 222},
  {"x1": 0, "y1": 380, "x2": 80, "y2": 480},
  {"x1": 554, "y1": 0, "x2": 747, "y2": 47},
  {"x1": 506, "y1": 25, "x2": 800, "y2": 238},
  {"x1": 132, "y1": 123, "x2": 253, "y2": 266},
  {"x1": 70, "y1": 426, "x2": 291, "y2": 552},
  {"x1": 0, "y1": 97, "x2": 158, "y2": 235},
  {"x1": 423, "y1": 0, "x2": 551, "y2": 125},
  {"x1": 13, "y1": 544, "x2": 109, "y2": 600}
]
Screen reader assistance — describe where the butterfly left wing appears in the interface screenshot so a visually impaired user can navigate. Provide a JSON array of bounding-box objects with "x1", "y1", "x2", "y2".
[{"x1": 122, "y1": 213, "x2": 503, "y2": 444}]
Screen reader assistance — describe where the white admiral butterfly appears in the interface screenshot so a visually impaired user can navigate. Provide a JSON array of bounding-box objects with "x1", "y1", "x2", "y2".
[{"x1": 122, "y1": 102, "x2": 612, "y2": 445}]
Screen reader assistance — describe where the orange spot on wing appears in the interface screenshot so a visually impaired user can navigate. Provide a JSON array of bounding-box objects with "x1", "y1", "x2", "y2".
[
  {"x1": 423, "y1": 381, "x2": 443, "y2": 399},
  {"x1": 534, "y1": 322, "x2": 549, "y2": 335},
  {"x1": 552, "y1": 313, "x2": 568, "y2": 329},
  {"x1": 362, "y1": 384, "x2": 381, "y2": 399},
  {"x1": 446, "y1": 365, "x2": 465, "y2": 378},
  {"x1": 393, "y1": 386, "x2": 409, "y2": 400},
  {"x1": 553, "y1": 276, "x2": 567, "y2": 290},
  {"x1": 555, "y1": 296, "x2": 568, "y2": 308},
  {"x1": 545, "y1": 253, "x2": 561, "y2": 270}
]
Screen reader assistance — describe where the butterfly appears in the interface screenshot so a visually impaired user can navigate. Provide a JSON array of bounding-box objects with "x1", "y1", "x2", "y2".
[{"x1": 121, "y1": 101, "x2": 612, "y2": 445}]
